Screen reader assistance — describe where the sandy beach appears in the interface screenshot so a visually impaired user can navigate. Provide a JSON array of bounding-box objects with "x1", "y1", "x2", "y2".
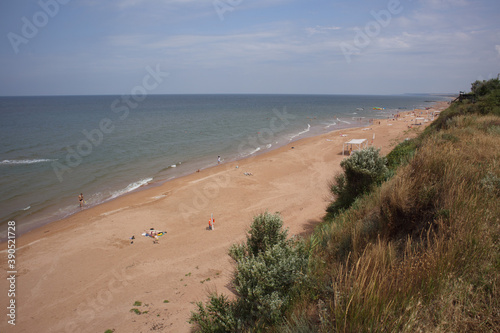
[{"x1": 0, "y1": 102, "x2": 448, "y2": 333}]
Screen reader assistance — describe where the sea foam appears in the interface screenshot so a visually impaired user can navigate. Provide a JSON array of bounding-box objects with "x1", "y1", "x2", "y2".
[
  {"x1": 289, "y1": 124, "x2": 311, "y2": 141},
  {"x1": 1, "y1": 159, "x2": 56, "y2": 165},
  {"x1": 109, "y1": 178, "x2": 153, "y2": 200}
]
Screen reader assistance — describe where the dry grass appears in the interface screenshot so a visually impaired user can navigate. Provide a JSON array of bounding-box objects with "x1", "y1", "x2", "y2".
[{"x1": 301, "y1": 114, "x2": 500, "y2": 332}]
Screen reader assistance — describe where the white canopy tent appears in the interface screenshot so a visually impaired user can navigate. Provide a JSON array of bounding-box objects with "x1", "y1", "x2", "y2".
[
  {"x1": 414, "y1": 117, "x2": 425, "y2": 125},
  {"x1": 431, "y1": 111, "x2": 440, "y2": 120},
  {"x1": 343, "y1": 139, "x2": 368, "y2": 156}
]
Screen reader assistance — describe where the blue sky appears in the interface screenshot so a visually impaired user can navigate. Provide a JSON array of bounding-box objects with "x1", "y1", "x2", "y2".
[{"x1": 0, "y1": 0, "x2": 499, "y2": 96}]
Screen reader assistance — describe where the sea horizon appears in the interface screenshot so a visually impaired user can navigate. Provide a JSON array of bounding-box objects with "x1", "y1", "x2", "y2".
[{"x1": 0, "y1": 92, "x2": 458, "y2": 98}]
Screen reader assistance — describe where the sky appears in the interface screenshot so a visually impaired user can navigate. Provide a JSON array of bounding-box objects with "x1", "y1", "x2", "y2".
[{"x1": 0, "y1": 0, "x2": 499, "y2": 96}]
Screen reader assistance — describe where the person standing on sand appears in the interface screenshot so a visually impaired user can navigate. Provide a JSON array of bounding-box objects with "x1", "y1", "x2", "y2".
[
  {"x1": 217, "y1": 156, "x2": 221, "y2": 164},
  {"x1": 78, "y1": 193, "x2": 84, "y2": 208}
]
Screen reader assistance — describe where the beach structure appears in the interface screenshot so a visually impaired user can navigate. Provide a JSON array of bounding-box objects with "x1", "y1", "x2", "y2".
[
  {"x1": 432, "y1": 111, "x2": 441, "y2": 120},
  {"x1": 343, "y1": 139, "x2": 368, "y2": 156},
  {"x1": 414, "y1": 117, "x2": 425, "y2": 125},
  {"x1": 452, "y1": 91, "x2": 476, "y2": 103}
]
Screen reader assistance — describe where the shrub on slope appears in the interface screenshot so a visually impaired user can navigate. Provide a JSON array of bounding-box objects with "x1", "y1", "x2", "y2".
[
  {"x1": 190, "y1": 212, "x2": 309, "y2": 332},
  {"x1": 326, "y1": 147, "x2": 388, "y2": 218}
]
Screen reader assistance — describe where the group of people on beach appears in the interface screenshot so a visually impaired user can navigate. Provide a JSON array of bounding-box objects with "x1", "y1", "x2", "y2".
[{"x1": 79, "y1": 155, "x2": 224, "y2": 245}]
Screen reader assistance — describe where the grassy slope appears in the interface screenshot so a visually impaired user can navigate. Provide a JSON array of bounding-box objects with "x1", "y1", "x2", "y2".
[{"x1": 285, "y1": 100, "x2": 500, "y2": 332}]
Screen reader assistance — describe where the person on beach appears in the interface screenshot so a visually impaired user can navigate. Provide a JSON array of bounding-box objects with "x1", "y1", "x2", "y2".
[
  {"x1": 150, "y1": 230, "x2": 159, "y2": 244},
  {"x1": 208, "y1": 218, "x2": 213, "y2": 230},
  {"x1": 217, "y1": 156, "x2": 221, "y2": 164},
  {"x1": 78, "y1": 193, "x2": 84, "y2": 208}
]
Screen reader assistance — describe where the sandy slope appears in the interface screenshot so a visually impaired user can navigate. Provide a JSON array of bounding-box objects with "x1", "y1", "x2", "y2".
[{"x1": 0, "y1": 103, "x2": 447, "y2": 333}]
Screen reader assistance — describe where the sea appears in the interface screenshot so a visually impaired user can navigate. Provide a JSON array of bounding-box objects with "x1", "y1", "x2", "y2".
[{"x1": 0, "y1": 94, "x2": 450, "y2": 240}]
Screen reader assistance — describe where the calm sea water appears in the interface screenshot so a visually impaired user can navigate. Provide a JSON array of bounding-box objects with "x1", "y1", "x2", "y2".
[{"x1": 0, "y1": 94, "x2": 449, "y2": 239}]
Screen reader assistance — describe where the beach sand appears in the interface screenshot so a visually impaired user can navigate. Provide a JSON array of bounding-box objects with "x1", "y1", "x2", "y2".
[{"x1": 0, "y1": 103, "x2": 448, "y2": 333}]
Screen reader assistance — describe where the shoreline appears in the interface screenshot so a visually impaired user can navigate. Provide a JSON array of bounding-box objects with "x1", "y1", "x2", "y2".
[
  {"x1": 0, "y1": 102, "x2": 449, "y2": 333},
  {"x1": 1, "y1": 95, "x2": 448, "y2": 241},
  {"x1": 0, "y1": 123, "x2": 358, "y2": 243},
  {"x1": 0, "y1": 117, "x2": 369, "y2": 243}
]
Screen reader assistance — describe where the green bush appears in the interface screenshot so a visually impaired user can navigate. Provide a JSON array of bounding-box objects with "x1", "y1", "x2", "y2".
[
  {"x1": 471, "y1": 78, "x2": 500, "y2": 97},
  {"x1": 229, "y1": 211, "x2": 288, "y2": 261},
  {"x1": 386, "y1": 138, "x2": 418, "y2": 170},
  {"x1": 233, "y1": 241, "x2": 309, "y2": 326},
  {"x1": 190, "y1": 213, "x2": 309, "y2": 332},
  {"x1": 189, "y1": 294, "x2": 238, "y2": 332},
  {"x1": 327, "y1": 147, "x2": 388, "y2": 216},
  {"x1": 431, "y1": 78, "x2": 500, "y2": 132},
  {"x1": 479, "y1": 88, "x2": 500, "y2": 116},
  {"x1": 481, "y1": 171, "x2": 500, "y2": 196}
]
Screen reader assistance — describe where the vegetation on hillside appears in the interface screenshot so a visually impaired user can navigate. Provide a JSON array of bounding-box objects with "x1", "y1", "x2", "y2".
[
  {"x1": 189, "y1": 212, "x2": 309, "y2": 332},
  {"x1": 326, "y1": 146, "x2": 388, "y2": 219},
  {"x1": 190, "y1": 78, "x2": 500, "y2": 332}
]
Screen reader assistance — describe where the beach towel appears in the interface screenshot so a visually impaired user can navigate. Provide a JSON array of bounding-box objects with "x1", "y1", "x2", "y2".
[{"x1": 142, "y1": 230, "x2": 166, "y2": 238}]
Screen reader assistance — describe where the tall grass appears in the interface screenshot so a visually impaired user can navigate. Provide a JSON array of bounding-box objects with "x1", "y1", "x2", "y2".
[{"x1": 286, "y1": 114, "x2": 500, "y2": 332}]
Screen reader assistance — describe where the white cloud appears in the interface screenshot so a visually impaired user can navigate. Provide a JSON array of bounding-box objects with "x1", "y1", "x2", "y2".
[
  {"x1": 117, "y1": 0, "x2": 200, "y2": 8},
  {"x1": 421, "y1": 0, "x2": 468, "y2": 9},
  {"x1": 376, "y1": 36, "x2": 411, "y2": 50},
  {"x1": 117, "y1": 0, "x2": 145, "y2": 8},
  {"x1": 306, "y1": 25, "x2": 342, "y2": 35},
  {"x1": 104, "y1": 28, "x2": 347, "y2": 72}
]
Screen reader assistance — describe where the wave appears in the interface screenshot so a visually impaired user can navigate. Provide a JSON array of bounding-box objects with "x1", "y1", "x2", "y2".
[
  {"x1": 109, "y1": 177, "x2": 153, "y2": 200},
  {"x1": 159, "y1": 162, "x2": 182, "y2": 173},
  {"x1": 289, "y1": 124, "x2": 311, "y2": 141},
  {"x1": 247, "y1": 147, "x2": 261, "y2": 156},
  {"x1": 0, "y1": 158, "x2": 56, "y2": 165},
  {"x1": 336, "y1": 118, "x2": 351, "y2": 124},
  {"x1": 325, "y1": 121, "x2": 337, "y2": 129},
  {"x1": 241, "y1": 147, "x2": 261, "y2": 158}
]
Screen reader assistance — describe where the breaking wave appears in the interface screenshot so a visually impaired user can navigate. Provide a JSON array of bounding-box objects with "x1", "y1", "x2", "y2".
[{"x1": 1, "y1": 159, "x2": 56, "y2": 165}]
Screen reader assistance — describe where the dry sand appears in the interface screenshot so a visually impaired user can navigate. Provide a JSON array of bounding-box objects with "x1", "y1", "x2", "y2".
[{"x1": 0, "y1": 103, "x2": 448, "y2": 333}]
